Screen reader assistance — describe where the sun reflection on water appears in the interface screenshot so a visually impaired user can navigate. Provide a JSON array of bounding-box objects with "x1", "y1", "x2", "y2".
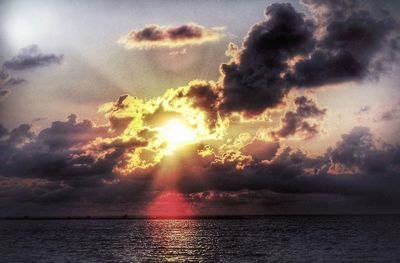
[{"x1": 144, "y1": 219, "x2": 205, "y2": 262}]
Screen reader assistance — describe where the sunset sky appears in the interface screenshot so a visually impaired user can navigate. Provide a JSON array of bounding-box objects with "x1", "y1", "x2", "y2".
[{"x1": 0, "y1": 0, "x2": 399, "y2": 217}]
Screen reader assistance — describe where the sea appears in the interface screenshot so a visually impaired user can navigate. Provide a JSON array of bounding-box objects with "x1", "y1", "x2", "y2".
[{"x1": 1, "y1": 215, "x2": 400, "y2": 262}]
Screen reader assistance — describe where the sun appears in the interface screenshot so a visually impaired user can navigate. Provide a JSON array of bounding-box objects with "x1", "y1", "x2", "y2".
[{"x1": 158, "y1": 119, "x2": 197, "y2": 153}]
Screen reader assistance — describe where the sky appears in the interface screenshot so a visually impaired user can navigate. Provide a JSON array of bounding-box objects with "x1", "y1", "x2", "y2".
[{"x1": 0, "y1": 0, "x2": 399, "y2": 217}]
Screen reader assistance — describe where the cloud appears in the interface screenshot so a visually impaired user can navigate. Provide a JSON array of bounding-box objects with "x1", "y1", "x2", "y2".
[
  {"x1": 0, "y1": 74, "x2": 26, "y2": 102},
  {"x1": 175, "y1": 126, "x2": 400, "y2": 213},
  {"x1": 1, "y1": 1, "x2": 399, "y2": 216},
  {"x1": 3, "y1": 45, "x2": 63, "y2": 70},
  {"x1": 0, "y1": 70, "x2": 24, "y2": 89},
  {"x1": 2, "y1": 78, "x2": 26, "y2": 87},
  {"x1": 38, "y1": 114, "x2": 109, "y2": 151},
  {"x1": 270, "y1": 96, "x2": 326, "y2": 139},
  {"x1": 0, "y1": 70, "x2": 8, "y2": 82},
  {"x1": 119, "y1": 23, "x2": 224, "y2": 49},
  {"x1": 0, "y1": 106, "x2": 398, "y2": 215},
  {"x1": 0, "y1": 115, "x2": 152, "y2": 189},
  {"x1": 292, "y1": 0, "x2": 398, "y2": 81},
  {"x1": 241, "y1": 140, "x2": 280, "y2": 161},
  {"x1": 219, "y1": 3, "x2": 315, "y2": 115},
  {"x1": 330, "y1": 126, "x2": 374, "y2": 170},
  {"x1": 0, "y1": 113, "x2": 158, "y2": 216},
  {"x1": 0, "y1": 70, "x2": 26, "y2": 101},
  {"x1": 218, "y1": 1, "x2": 398, "y2": 116},
  {"x1": 0, "y1": 90, "x2": 10, "y2": 101},
  {"x1": 0, "y1": 124, "x2": 7, "y2": 138},
  {"x1": 98, "y1": 80, "x2": 227, "y2": 172},
  {"x1": 0, "y1": 45, "x2": 61, "y2": 101},
  {"x1": 374, "y1": 101, "x2": 400, "y2": 122}
]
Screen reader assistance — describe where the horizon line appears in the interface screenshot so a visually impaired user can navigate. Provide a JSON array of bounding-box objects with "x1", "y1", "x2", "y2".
[{"x1": 2, "y1": 214, "x2": 400, "y2": 220}]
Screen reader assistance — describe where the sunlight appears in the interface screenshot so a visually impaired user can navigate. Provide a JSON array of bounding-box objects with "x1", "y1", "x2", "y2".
[
  {"x1": 145, "y1": 191, "x2": 195, "y2": 218},
  {"x1": 4, "y1": 5, "x2": 58, "y2": 48},
  {"x1": 158, "y1": 119, "x2": 197, "y2": 153}
]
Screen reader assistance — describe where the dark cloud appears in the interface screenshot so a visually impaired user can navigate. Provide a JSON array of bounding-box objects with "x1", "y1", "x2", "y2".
[
  {"x1": 119, "y1": 23, "x2": 223, "y2": 49},
  {"x1": 0, "y1": 115, "x2": 156, "y2": 216},
  {"x1": 3, "y1": 45, "x2": 63, "y2": 71},
  {"x1": 0, "y1": 115, "x2": 155, "y2": 216},
  {"x1": 2, "y1": 77, "x2": 26, "y2": 87},
  {"x1": 7, "y1": 124, "x2": 34, "y2": 145},
  {"x1": 287, "y1": 12, "x2": 395, "y2": 86},
  {"x1": 182, "y1": 81, "x2": 221, "y2": 130},
  {"x1": 0, "y1": 70, "x2": 8, "y2": 81},
  {"x1": 0, "y1": 111, "x2": 399, "y2": 215},
  {"x1": 1, "y1": 1, "x2": 399, "y2": 216},
  {"x1": 132, "y1": 25, "x2": 165, "y2": 41},
  {"x1": 219, "y1": 3, "x2": 315, "y2": 115},
  {"x1": 219, "y1": 1, "x2": 398, "y2": 115},
  {"x1": 330, "y1": 126, "x2": 374, "y2": 169},
  {"x1": 270, "y1": 96, "x2": 326, "y2": 139},
  {"x1": 272, "y1": 111, "x2": 319, "y2": 139},
  {"x1": 326, "y1": 126, "x2": 393, "y2": 180},
  {"x1": 294, "y1": 96, "x2": 326, "y2": 117},
  {"x1": 176, "y1": 127, "x2": 400, "y2": 213},
  {"x1": 0, "y1": 124, "x2": 8, "y2": 138},
  {"x1": 301, "y1": 0, "x2": 360, "y2": 17},
  {"x1": 38, "y1": 114, "x2": 109, "y2": 151},
  {"x1": 0, "y1": 89, "x2": 10, "y2": 101},
  {"x1": 0, "y1": 115, "x2": 126, "y2": 181},
  {"x1": 0, "y1": 70, "x2": 26, "y2": 101},
  {"x1": 0, "y1": 173, "x2": 154, "y2": 216}
]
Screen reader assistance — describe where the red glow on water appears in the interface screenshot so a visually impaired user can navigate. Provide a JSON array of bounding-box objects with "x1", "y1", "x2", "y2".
[{"x1": 145, "y1": 192, "x2": 195, "y2": 218}]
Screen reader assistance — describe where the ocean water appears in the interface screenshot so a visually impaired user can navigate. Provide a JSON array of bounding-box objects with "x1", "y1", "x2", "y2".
[{"x1": 1, "y1": 216, "x2": 400, "y2": 262}]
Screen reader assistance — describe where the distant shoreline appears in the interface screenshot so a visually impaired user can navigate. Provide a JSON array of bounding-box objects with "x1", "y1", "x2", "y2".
[{"x1": 2, "y1": 214, "x2": 400, "y2": 220}]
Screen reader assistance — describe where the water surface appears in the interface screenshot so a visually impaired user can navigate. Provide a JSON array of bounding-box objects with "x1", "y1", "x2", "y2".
[{"x1": 1, "y1": 216, "x2": 400, "y2": 262}]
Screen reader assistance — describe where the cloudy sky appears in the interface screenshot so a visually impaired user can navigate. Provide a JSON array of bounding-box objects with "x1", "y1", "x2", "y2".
[{"x1": 0, "y1": 0, "x2": 399, "y2": 217}]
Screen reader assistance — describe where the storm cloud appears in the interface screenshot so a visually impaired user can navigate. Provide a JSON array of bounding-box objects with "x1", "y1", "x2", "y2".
[{"x1": 218, "y1": 1, "x2": 398, "y2": 115}]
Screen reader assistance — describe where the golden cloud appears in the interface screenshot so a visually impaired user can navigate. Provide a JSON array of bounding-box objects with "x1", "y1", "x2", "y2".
[{"x1": 98, "y1": 80, "x2": 229, "y2": 173}]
